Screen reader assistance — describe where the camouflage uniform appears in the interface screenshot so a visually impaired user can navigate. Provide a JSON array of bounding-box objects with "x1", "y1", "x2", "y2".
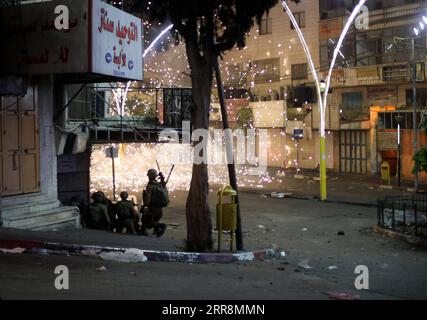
[
  {"x1": 115, "y1": 200, "x2": 139, "y2": 234},
  {"x1": 88, "y1": 202, "x2": 111, "y2": 231},
  {"x1": 141, "y1": 179, "x2": 166, "y2": 236}
]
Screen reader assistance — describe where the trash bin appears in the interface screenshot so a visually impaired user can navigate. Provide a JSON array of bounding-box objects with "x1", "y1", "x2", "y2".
[
  {"x1": 381, "y1": 162, "x2": 391, "y2": 185},
  {"x1": 216, "y1": 186, "x2": 237, "y2": 252}
]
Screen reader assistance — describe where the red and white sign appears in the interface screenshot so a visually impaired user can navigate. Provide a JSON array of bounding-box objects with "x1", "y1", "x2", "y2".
[
  {"x1": 0, "y1": 0, "x2": 143, "y2": 81},
  {"x1": 91, "y1": 0, "x2": 143, "y2": 80}
]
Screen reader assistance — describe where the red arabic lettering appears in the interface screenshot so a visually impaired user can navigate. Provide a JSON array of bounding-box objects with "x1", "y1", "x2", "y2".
[
  {"x1": 113, "y1": 46, "x2": 127, "y2": 69},
  {"x1": 98, "y1": 8, "x2": 114, "y2": 33},
  {"x1": 58, "y1": 46, "x2": 69, "y2": 63},
  {"x1": 18, "y1": 49, "x2": 49, "y2": 66},
  {"x1": 116, "y1": 20, "x2": 128, "y2": 39},
  {"x1": 63, "y1": 18, "x2": 78, "y2": 33},
  {"x1": 127, "y1": 22, "x2": 137, "y2": 44}
]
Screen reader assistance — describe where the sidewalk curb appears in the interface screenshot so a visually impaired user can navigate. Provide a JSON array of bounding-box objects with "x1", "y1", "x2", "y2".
[
  {"x1": 373, "y1": 225, "x2": 427, "y2": 247},
  {"x1": 0, "y1": 238, "x2": 280, "y2": 264},
  {"x1": 240, "y1": 189, "x2": 378, "y2": 207}
]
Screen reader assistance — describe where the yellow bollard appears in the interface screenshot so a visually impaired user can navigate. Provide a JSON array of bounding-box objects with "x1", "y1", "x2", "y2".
[
  {"x1": 216, "y1": 186, "x2": 237, "y2": 252},
  {"x1": 381, "y1": 162, "x2": 391, "y2": 185}
]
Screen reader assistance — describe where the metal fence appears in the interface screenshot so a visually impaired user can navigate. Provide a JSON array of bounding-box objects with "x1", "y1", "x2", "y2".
[{"x1": 377, "y1": 195, "x2": 427, "y2": 237}]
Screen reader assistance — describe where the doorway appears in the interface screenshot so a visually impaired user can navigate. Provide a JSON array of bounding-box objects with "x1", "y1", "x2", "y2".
[{"x1": 1, "y1": 85, "x2": 40, "y2": 196}]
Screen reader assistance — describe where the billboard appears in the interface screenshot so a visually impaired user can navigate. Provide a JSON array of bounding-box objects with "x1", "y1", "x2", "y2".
[
  {"x1": 0, "y1": 0, "x2": 143, "y2": 81},
  {"x1": 91, "y1": 0, "x2": 143, "y2": 80}
]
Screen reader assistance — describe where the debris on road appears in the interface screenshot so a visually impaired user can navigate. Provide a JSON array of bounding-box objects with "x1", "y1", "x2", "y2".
[
  {"x1": 337, "y1": 231, "x2": 345, "y2": 236},
  {"x1": 302, "y1": 228, "x2": 308, "y2": 232},
  {"x1": 328, "y1": 265, "x2": 338, "y2": 270},
  {"x1": 325, "y1": 292, "x2": 360, "y2": 300},
  {"x1": 129, "y1": 272, "x2": 137, "y2": 276},
  {"x1": 96, "y1": 266, "x2": 107, "y2": 272},
  {"x1": 271, "y1": 192, "x2": 285, "y2": 199},
  {"x1": 0, "y1": 247, "x2": 26, "y2": 254},
  {"x1": 257, "y1": 225, "x2": 266, "y2": 229},
  {"x1": 298, "y1": 260, "x2": 313, "y2": 270},
  {"x1": 99, "y1": 249, "x2": 148, "y2": 263},
  {"x1": 280, "y1": 251, "x2": 286, "y2": 258}
]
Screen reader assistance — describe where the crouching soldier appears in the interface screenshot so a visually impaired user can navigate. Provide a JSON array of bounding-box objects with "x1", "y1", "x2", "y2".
[
  {"x1": 115, "y1": 191, "x2": 139, "y2": 234},
  {"x1": 96, "y1": 191, "x2": 117, "y2": 232},
  {"x1": 87, "y1": 192, "x2": 111, "y2": 231},
  {"x1": 140, "y1": 169, "x2": 168, "y2": 237}
]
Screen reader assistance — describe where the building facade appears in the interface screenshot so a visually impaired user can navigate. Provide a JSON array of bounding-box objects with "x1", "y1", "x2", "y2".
[
  {"x1": 320, "y1": 0, "x2": 427, "y2": 181},
  {"x1": 0, "y1": 0, "x2": 144, "y2": 229},
  {"x1": 142, "y1": 0, "x2": 427, "y2": 182}
]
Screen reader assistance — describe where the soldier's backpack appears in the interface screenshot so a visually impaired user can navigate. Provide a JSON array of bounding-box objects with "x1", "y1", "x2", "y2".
[
  {"x1": 151, "y1": 184, "x2": 169, "y2": 208},
  {"x1": 116, "y1": 201, "x2": 133, "y2": 220},
  {"x1": 88, "y1": 204, "x2": 102, "y2": 225}
]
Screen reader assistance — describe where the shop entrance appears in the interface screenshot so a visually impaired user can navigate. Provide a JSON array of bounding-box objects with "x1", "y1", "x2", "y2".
[{"x1": 0, "y1": 85, "x2": 40, "y2": 196}]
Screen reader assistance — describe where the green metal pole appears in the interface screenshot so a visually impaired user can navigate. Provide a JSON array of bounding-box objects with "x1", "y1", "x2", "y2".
[
  {"x1": 320, "y1": 135, "x2": 327, "y2": 201},
  {"x1": 320, "y1": 89, "x2": 327, "y2": 201}
]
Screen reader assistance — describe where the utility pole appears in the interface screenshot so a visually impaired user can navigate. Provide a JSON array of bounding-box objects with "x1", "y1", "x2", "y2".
[
  {"x1": 319, "y1": 80, "x2": 327, "y2": 201},
  {"x1": 395, "y1": 114, "x2": 404, "y2": 187},
  {"x1": 213, "y1": 57, "x2": 243, "y2": 251},
  {"x1": 412, "y1": 38, "x2": 419, "y2": 191}
]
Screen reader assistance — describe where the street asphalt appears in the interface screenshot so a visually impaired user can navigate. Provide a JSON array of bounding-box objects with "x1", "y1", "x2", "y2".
[{"x1": 1, "y1": 191, "x2": 426, "y2": 300}]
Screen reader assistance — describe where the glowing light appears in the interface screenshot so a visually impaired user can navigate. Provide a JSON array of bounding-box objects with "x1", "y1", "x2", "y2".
[
  {"x1": 143, "y1": 24, "x2": 174, "y2": 58},
  {"x1": 90, "y1": 143, "x2": 283, "y2": 200},
  {"x1": 323, "y1": 0, "x2": 367, "y2": 136}
]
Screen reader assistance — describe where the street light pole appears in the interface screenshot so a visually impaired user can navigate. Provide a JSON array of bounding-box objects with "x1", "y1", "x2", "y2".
[
  {"x1": 320, "y1": 80, "x2": 327, "y2": 201},
  {"x1": 412, "y1": 37, "x2": 419, "y2": 191},
  {"x1": 395, "y1": 114, "x2": 404, "y2": 187}
]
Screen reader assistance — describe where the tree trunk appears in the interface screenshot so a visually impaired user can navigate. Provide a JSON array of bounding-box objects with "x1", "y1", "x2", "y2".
[{"x1": 184, "y1": 37, "x2": 213, "y2": 252}]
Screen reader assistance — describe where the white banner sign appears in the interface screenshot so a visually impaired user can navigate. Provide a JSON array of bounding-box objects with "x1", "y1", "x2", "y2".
[{"x1": 91, "y1": 0, "x2": 143, "y2": 80}]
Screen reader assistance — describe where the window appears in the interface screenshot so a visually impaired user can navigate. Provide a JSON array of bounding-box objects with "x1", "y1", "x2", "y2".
[
  {"x1": 383, "y1": 65, "x2": 408, "y2": 82},
  {"x1": 342, "y1": 92, "x2": 363, "y2": 109},
  {"x1": 406, "y1": 88, "x2": 427, "y2": 108},
  {"x1": 259, "y1": 14, "x2": 272, "y2": 35},
  {"x1": 291, "y1": 63, "x2": 308, "y2": 80},
  {"x1": 320, "y1": 37, "x2": 355, "y2": 71},
  {"x1": 320, "y1": 0, "x2": 420, "y2": 20},
  {"x1": 377, "y1": 111, "x2": 422, "y2": 130},
  {"x1": 291, "y1": 12, "x2": 305, "y2": 29},
  {"x1": 225, "y1": 63, "x2": 244, "y2": 86},
  {"x1": 356, "y1": 31, "x2": 380, "y2": 66},
  {"x1": 253, "y1": 58, "x2": 280, "y2": 83}
]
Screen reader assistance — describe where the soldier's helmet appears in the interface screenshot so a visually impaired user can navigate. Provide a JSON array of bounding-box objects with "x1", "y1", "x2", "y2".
[
  {"x1": 91, "y1": 191, "x2": 102, "y2": 203},
  {"x1": 147, "y1": 169, "x2": 158, "y2": 180},
  {"x1": 120, "y1": 191, "x2": 128, "y2": 200}
]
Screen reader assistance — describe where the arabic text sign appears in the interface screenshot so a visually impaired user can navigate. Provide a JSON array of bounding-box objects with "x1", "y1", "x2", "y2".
[
  {"x1": 0, "y1": 0, "x2": 88, "y2": 75},
  {"x1": 0, "y1": 0, "x2": 143, "y2": 81},
  {"x1": 91, "y1": 0, "x2": 143, "y2": 80}
]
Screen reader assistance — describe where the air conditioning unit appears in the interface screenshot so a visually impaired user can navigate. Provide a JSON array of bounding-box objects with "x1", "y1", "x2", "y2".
[{"x1": 57, "y1": 127, "x2": 89, "y2": 156}]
